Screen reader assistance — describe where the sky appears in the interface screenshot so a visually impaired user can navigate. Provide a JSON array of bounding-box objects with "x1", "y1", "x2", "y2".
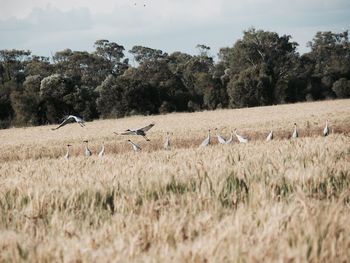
[{"x1": 0, "y1": 0, "x2": 349, "y2": 59}]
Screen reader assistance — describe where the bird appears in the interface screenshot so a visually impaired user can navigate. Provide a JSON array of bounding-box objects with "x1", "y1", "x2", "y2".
[
  {"x1": 200, "y1": 129, "x2": 211, "y2": 147},
  {"x1": 98, "y1": 143, "x2": 105, "y2": 157},
  {"x1": 51, "y1": 115, "x2": 85, "y2": 130},
  {"x1": 234, "y1": 129, "x2": 248, "y2": 143},
  {"x1": 127, "y1": 139, "x2": 141, "y2": 152},
  {"x1": 266, "y1": 130, "x2": 273, "y2": 141},
  {"x1": 292, "y1": 123, "x2": 298, "y2": 138},
  {"x1": 323, "y1": 120, "x2": 330, "y2": 136},
  {"x1": 64, "y1": 144, "x2": 72, "y2": 159},
  {"x1": 83, "y1": 140, "x2": 92, "y2": 156},
  {"x1": 164, "y1": 132, "x2": 171, "y2": 150},
  {"x1": 215, "y1": 128, "x2": 227, "y2": 144},
  {"x1": 225, "y1": 131, "x2": 234, "y2": 144},
  {"x1": 115, "y1": 123, "x2": 155, "y2": 141}
]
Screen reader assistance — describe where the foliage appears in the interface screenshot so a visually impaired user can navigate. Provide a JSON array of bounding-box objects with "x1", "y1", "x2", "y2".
[
  {"x1": 227, "y1": 64, "x2": 273, "y2": 107},
  {"x1": 96, "y1": 74, "x2": 159, "y2": 117},
  {"x1": 332, "y1": 78, "x2": 350, "y2": 98},
  {"x1": 0, "y1": 29, "x2": 350, "y2": 128}
]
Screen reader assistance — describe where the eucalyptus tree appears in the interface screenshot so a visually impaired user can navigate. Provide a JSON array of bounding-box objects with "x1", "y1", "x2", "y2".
[{"x1": 222, "y1": 28, "x2": 299, "y2": 106}]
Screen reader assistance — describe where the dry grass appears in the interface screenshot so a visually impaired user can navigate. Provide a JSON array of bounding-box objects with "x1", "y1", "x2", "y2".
[{"x1": 0, "y1": 99, "x2": 350, "y2": 262}]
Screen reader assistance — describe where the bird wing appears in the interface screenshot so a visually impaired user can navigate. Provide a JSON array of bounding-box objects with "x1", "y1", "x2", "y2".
[
  {"x1": 292, "y1": 130, "x2": 298, "y2": 138},
  {"x1": 69, "y1": 115, "x2": 85, "y2": 124},
  {"x1": 120, "y1": 131, "x2": 135, "y2": 135},
  {"x1": 76, "y1": 115, "x2": 85, "y2": 123},
  {"x1": 266, "y1": 131, "x2": 273, "y2": 141},
  {"x1": 139, "y1": 123, "x2": 155, "y2": 132},
  {"x1": 237, "y1": 134, "x2": 247, "y2": 140},
  {"x1": 52, "y1": 116, "x2": 74, "y2": 130},
  {"x1": 236, "y1": 134, "x2": 248, "y2": 143},
  {"x1": 201, "y1": 136, "x2": 210, "y2": 146},
  {"x1": 217, "y1": 135, "x2": 226, "y2": 144},
  {"x1": 323, "y1": 127, "x2": 329, "y2": 136},
  {"x1": 98, "y1": 147, "x2": 105, "y2": 157},
  {"x1": 131, "y1": 142, "x2": 141, "y2": 151}
]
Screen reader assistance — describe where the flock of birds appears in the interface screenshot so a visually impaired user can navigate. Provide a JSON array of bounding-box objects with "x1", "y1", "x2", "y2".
[{"x1": 52, "y1": 115, "x2": 331, "y2": 159}]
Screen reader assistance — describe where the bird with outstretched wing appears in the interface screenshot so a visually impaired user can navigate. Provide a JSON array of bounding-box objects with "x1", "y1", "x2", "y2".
[
  {"x1": 51, "y1": 115, "x2": 85, "y2": 130},
  {"x1": 114, "y1": 123, "x2": 155, "y2": 141}
]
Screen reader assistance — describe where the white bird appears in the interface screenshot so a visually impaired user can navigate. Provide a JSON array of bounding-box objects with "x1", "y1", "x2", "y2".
[
  {"x1": 127, "y1": 139, "x2": 141, "y2": 152},
  {"x1": 98, "y1": 143, "x2": 105, "y2": 157},
  {"x1": 200, "y1": 129, "x2": 211, "y2": 147},
  {"x1": 83, "y1": 140, "x2": 92, "y2": 156},
  {"x1": 52, "y1": 115, "x2": 85, "y2": 130},
  {"x1": 164, "y1": 132, "x2": 171, "y2": 150},
  {"x1": 225, "y1": 131, "x2": 234, "y2": 144},
  {"x1": 64, "y1": 144, "x2": 72, "y2": 159},
  {"x1": 323, "y1": 120, "x2": 330, "y2": 136},
  {"x1": 266, "y1": 130, "x2": 273, "y2": 141},
  {"x1": 115, "y1": 123, "x2": 155, "y2": 141},
  {"x1": 215, "y1": 128, "x2": 227, "y2": 144},
  {"x1": 292, "y1": 123, "x2": 298, "y2": 138},
  {"x1": 234, "y1": 129, "x2": 248, "y2": 143}
]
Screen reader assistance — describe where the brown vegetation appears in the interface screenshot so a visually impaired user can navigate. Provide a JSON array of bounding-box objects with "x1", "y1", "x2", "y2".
[{"x1": 0, "y1": 99, "x2": 350, "y2": 262}]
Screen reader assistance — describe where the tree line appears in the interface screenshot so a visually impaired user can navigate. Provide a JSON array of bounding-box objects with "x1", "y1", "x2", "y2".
[{"x1": 1, "y1": 28, "x2": 349, "y2": 129}]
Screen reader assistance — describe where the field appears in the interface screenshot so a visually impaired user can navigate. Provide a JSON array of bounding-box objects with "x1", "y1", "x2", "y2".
[{"x1": 0, "y1": 99, "x2": 350, "y2": 262}]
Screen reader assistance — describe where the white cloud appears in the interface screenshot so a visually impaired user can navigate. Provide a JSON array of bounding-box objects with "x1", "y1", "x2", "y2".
[{"x1": 0, "y1": 0, "x2": 349, "y2": 56}]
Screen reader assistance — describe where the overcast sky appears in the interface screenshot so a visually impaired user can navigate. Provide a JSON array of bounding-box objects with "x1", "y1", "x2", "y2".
[{"x1": 0, "y1": 0, "x2": 349, "y2": 58}]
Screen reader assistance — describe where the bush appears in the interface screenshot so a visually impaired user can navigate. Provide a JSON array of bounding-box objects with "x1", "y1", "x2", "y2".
[{"x1": 332, "y1": 78, "x2": 350, "y2": 98}]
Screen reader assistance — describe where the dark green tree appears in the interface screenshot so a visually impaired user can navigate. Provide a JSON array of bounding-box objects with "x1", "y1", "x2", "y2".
[
  {"x1": 332, "y1": 78, "x2": 350, "y2": 98},
  {"x1": 96, "y1": 74, "x2": 160, "y2": 117},
  {"x1": 129, "y1": 45, "x2": 167, "y2": 64},
  {"x1": 306, "y1": 30, "x2": 350, "y2": 99},
  {"x1": 228, "y1": 64, "x2": 273, "y2": 107},
  {"x1": 10, "y1": 75, "x2": 44, "y2": 125},
  {"x1": 222, "y1": 28, "x2": 299, "y2": 106}
]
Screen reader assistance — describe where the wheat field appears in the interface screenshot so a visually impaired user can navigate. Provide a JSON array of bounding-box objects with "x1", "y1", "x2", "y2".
[{"x1": 0, "y1": 99, "x2": 350, "y2": 262}]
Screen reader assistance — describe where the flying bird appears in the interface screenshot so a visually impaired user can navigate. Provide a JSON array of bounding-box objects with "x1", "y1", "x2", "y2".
[
  {"x1": 323, "y1": 120, "x2": 330, "y2": 136},
  {"x1": 215, "y1": 128, "x2": 227, "y2": 144},
  {"x1": 83, "y1": 140, "x2": 92, "y2": 156},
  {"x1": 234, "y1": 129, "x2": 248, "y2": 143},
  {"x1": 127, "y1": 139, "x2": 141, "y2": 152},
  {"x1": 292, "y1": 123, "x2": 298, "y2": 138},
  {"x1": 64, "y1": 144, "x2": 72, "y2": 159},
  {"x1": 266, "y1": 130, "x2": 273, "y2": 141},
  {"x1": 164, "y1": 132, "x2": 171, "y2": 150},
  {"x1": 51, "y1": 115, "x2": 85, "y2": 130},
  {"x1": 114, "y1": 123, "x2": 155, "y2": 141},
  {"x1": 200, "y1": 129, "x2": 211, "y2": 147}
]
